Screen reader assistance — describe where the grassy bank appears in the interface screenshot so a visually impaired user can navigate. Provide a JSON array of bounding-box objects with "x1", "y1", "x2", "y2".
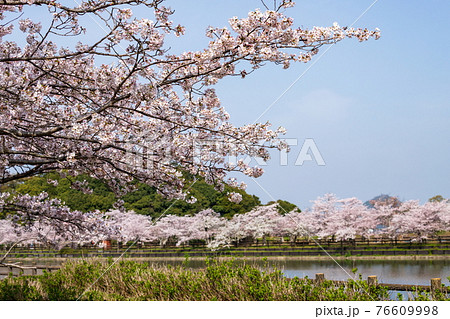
[
  {"x1": 3, "y1": 239, "x2": 450, "y2": 259},
  {"x1": 1, "y1": 259, "x2": 448, "y2": 301}
]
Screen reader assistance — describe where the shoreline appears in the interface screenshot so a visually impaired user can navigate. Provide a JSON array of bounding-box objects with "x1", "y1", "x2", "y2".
[{"x1": 6, "y1": 255, "x2": 449, "y2": 263}]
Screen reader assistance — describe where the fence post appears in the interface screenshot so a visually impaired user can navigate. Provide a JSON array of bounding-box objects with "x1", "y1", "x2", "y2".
[
  {"x1": 315, "y1": 273, "x2": 325, "y2": 284},
  {"x1": 431, "y1": 278, "x2": 442, "y2": 292},
  {"x1": 368, "y1": 276, "x2": 378, "y2": 287}
]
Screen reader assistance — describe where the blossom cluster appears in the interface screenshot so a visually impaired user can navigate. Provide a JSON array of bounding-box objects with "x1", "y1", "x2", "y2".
[
  {"x1": 0, "y1": 0, "x2": 380, "y2": 203},
  {"x1": 0, "y1": 192, "x2": 114, "y2": 247}
]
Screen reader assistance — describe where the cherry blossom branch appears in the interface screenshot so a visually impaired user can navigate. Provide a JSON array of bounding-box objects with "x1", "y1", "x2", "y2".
[{"x1": 0, "y1": 0, "x2": 380, "y2": 227}]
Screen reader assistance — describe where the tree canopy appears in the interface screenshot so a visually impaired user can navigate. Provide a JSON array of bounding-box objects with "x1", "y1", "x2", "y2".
[
  {"x1": 0, "y1": 0, "x2": 379, "y2": 243},
  {"x1": 2, "y1": 172, "x2": 262, "y2": 218}
]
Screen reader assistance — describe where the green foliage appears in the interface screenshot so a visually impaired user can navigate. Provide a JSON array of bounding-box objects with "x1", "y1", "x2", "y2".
[
  {"x1": 6, "y1": 172, "x2": 116, "y2": 213},
  {"x1": 124, "y1": 173, "x2": 261, "y2": 218},
  {"x1": 0, "y1": 276, "x2": 42, "y2": 301},
  {"x1": 38, "y1": 270, "x2": 80, "y2": 301},
  {"x1": 429, "y1": 195, "x2": 445, "y2": 203},
  {"x1": 266, "y1": 199, "x2": 301, "y2": 214},
  {"x1": 2, "y1": 172, "x2": 261, "y2": 218}
]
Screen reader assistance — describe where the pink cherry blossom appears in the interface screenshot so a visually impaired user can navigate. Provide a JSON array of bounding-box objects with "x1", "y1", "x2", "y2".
[{"x1": 0, "y1": 1, "x2": 380, "y2": 242}]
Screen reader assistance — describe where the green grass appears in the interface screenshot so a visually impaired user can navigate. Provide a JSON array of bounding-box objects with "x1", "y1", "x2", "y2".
[{"x1": 3, "y1": 242, "x2": 450, "y2": 259}]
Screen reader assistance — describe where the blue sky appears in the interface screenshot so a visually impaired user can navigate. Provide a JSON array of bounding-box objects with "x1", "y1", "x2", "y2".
[
  {"x1": 162, "y1": 0, "x2": 450, "y2": 208},
  {"x1": 22, "y1": 1, "x2": 450, "y2": 209}
]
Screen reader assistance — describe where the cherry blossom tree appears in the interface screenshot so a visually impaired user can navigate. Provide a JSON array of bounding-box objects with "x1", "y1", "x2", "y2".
[
  {"x1": 368, "y1": 202, "x2": 396, "y2": 239},
  {"x1": 439, "y1": 201, "x2": 450, "y2": 228},
  {"x1": 306, "y1": 194, "x2": 383, "y2": 241},
  {"x1": 207, "y1": 213, "x2": 250, "y2": 249},
  {"x1": 281, "y1": 209, "x2": 318, "y2": 242},
  {"x1": 239, "y1": 203, "x2": 282, "y2": 244},
  {"x1": 0, "y1": 191, "x2": 110, "y2": 246},
  {"x1": 181, "y1": 209, "x2": 226, "y2": 245},
  {"x1": 104, "y1": 209, "x2": 153, "y2": 242},
  {"x1": 149, "y1": 214, "x2": 189, "y2": 246},
  {"x1": 310, "y1": 193, "x2": 340, "y2": 239},
  {"x1": 0, "y1": 1, "x2": 380, "y2": 238},
  {"x1": 389, "y1": 200, "x2": 449, "y2": 241},
  {"x1": 0, "y1": 219, "x2": 19, "y2": 245},
  {"x1": 208, "y1": 203, "x2": 286, "y2": 248},
  {"x1": 325, "y1": 197, "x2": 376, "y2": 241}
]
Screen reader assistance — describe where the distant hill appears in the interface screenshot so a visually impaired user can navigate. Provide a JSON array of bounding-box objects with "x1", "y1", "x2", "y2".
[
  {"x1": 364, "y1": 194, "x2": 401, "y2": 208},
  {"x1": 1, "y1": 172, "x2": 298, "y2": 218}
]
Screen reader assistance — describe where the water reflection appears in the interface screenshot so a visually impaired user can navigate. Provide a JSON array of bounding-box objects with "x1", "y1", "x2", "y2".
[{"x1": 277, "y1": 259, "x2": 449, "y2": 285}]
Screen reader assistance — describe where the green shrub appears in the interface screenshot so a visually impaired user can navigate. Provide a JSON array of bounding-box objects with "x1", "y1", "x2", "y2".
[{"x1": 0, "y1": 276, "x2": 42, "y2": 301}]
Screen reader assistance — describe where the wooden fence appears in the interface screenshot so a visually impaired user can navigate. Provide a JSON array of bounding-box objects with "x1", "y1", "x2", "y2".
[
  {"x1": 0, "y1": 265, "x2": 60, "y2": 277},
  {"x1": 313, "y1": 273, "x2": 448, "y2": 293},
  {"x1": 1, "y1": 235, "x2": 450, "y2": 251}
]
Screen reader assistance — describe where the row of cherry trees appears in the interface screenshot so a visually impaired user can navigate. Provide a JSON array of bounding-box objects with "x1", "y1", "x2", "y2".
[{"x1": 2, "y1": 194, "x2": 448, "y2": 249}]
